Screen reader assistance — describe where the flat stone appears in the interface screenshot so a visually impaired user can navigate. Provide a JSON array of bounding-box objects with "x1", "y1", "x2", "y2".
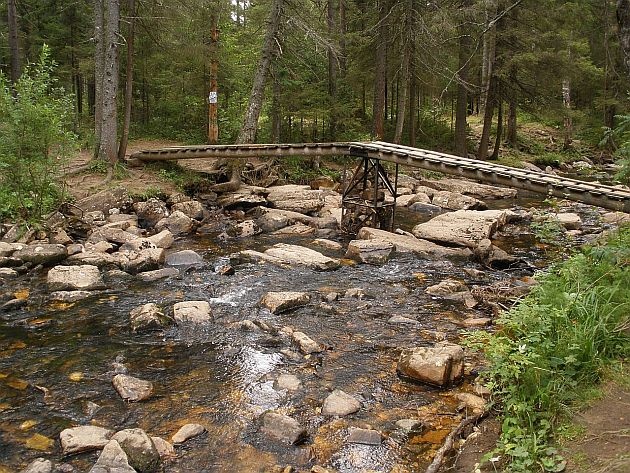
[
  {"x1": 88, "y1": 227, "x2": 139, "y2": 245},
  {"x1": 395, "y1": 419, "x2": 424, "y2": 433},
  {"x1": 136, "y1": 267, "x2": 179, "y2": 282},
  {"x1": 260, "y1": 292, "x2": 310, "y2": 314},
  {"x1": 112, "y1": 374, "x2": 153, "y2": 401},
  {"x1": 260, "y1": 411, "x2": 307, "y2": 445},
  {"x1": 217, "y1": 186, "x2": 269, "y2": 209},
  {"x1": 408, "y1": 202, "x2": 444, "y2": 215},
  {"x1": 431, "y1": 191, "x2": 486, "y2": 211},
  {"x1": 553, "y1": 212, "x2": 582, "y2": 230},
  {"x1": 147, "y1": 230, "x2": 175, "y2": 249},
  {"x1": 155, "y1": 211, "x2": 194, "y2": 235},
  {"x1": 426, "y1": 279, "x2": 468, "y2": 296},
  {"x1": 474, "y1": 239, "x2": 518, "y2": 269},
  {"x1": 344, "y1": 288, "x2": 365, "y2": 299},
  {"x1": 13, "y1": 244, "x2": 67, "y2": 266},
  {"x1": 114, "y1": 247, "x2": 165, "y2": 274},
  {"x1": 65, "y1": 251, "x2": 118, "y2": 268},
  {"x1": 49, "y1": 291, "x2": 93, "y2": 302},
  {"x1": 151, "y1": 437, "x2": 176, "y2": 460},
  {"x1": 347, "y1": 428, "x2": 381, "y2": 445},
  {"x1": 19, "y1": 458, "x2": 52, "y2": 473},
  {"x1": 461, "y1": 317, "x2": 492, "y2": 328},
  {"x1": 49, "y1": 228, "x2": 73, "y2": 245},
  {"x1": 111, "y1": 428, "x2": 161, "y2": 473},
  {"x1": 412, "y1": 210, "x2": 508, "y2": 248},
  {"x1": 107, "y1": 213, "x2": 139, "y2": 226},
  {"x1": 322, "y1": 389, "x2": 361, "y2": 416},
  {"x1": 47, "y1": 265, "x2": 104, "y2": 291},
  {"x1": 173, "y1": 301, "x2": 211, "y2": 324},
  {"x1": 171, "y1": 200, "x2": 204, "y2": 220},
  {"x1": 397, "y1": 342, "x2": 465, "y2": 387},
  {"x1": 59, "y1": 425, "x2": 114, "y2": 455},
  {"x1": 164, "y1": 249, "x2": 204, "y2": 268},
  {"x1": 357, "y1": 227, "x2": 471, "y2": 259},
  {"x1": 273, "y1": 374, "x2": 302, "y2": 391},
  {"x1": 312, "y1": 239, "x2": 343, "y2": 251},
  {"x1": 292, "y1": 331, "x2": 322, "y2": 354},
  {"x1": 266, "y1": 185, "x2": 325, "y2": 214},
  {"x1": 418, "y1": 178, "x2": 517, "y2": 199},
  {"x1": 130, "y1": 303, "x2": 173, "y2": 332},
  {"x1": 272, "y1": 223, "x2": 317, "y2": 236},
  {"x1": 398, "y1": 193, "x2": 431, "y2": 207},
  {"x1": 240, "y1": 243, "x2": 340, "y2": 271},
  {"x1": 89, "y1": 440, "x2": 135, "y2": 473},
  {"x1": 73, "y1": 188, "x2": 130, "y2": 216},
  {"x1": 346, "y1": 239, "x2": 395, "y2": 264},
  {"x1": 171, "y1": 423, "x2": 205, "y2": 444},
  {"x1": 388, "y1": 315, "x2": 418, "y2": 325},
  {"x1": 0, "y1": 241, "x2": 20, "y2": 257},
  {"x1": 232, "y1": 220, "x2": 263, "y2": 238}
]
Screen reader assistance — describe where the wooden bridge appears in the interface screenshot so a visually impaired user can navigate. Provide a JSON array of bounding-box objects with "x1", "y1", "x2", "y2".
[{"x1": 131, "y1": 141, "x2": 630, "y2": 232}]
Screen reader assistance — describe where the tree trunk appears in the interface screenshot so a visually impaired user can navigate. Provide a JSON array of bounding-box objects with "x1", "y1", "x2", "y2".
[
  {"x1": 118, "y1": 0, "x2": 137, "y2": 161},
  {"x1": 562, "y1": 78, "x2": 573, "y2": 149},
  {"x1": 617, "y1": 0, "x2": 630, "y2": 77},
  {"x1": 409, "y1": 66, "x2": 416, "y2": 147},
  {"x1": 271, "y1": 66, "x2": 281, "y2": 143},
  {"x1": 372, "y1": 0, "x2": 388, "y2": 140},
  {"x1": 327, "y1": 0, "x2": 338, "y2": 140},
  {"x1": 480, "y1": 0, "x2": 497, "y2": 113},
  {"x1": 455, "y1": 0, "x2": 472, "y2": 157},
  {"x1": 208, "y1": 13, "x2": 219, "y2": 144},
  {"x1": 7, "y1": 0, "x2": 21, "y2": 84},
  {"x1": 94, "y1": 0, "x2": 105, "y2": 160},
  {"x1": 394, "y1": 0, "x2": 413, "y2": 144},
  {"x1": 478, "y1": 75, "x2": 497, "y2": 160},
  {"x1": 339, "y1": 0, "x2": 347, "y2": 75},
  {"x1": 490, "y1": 92, "x2": 503, "y2": 160}
]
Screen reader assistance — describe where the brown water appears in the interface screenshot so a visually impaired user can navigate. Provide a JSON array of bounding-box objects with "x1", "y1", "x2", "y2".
[{"x1": 0, "y1": 200, "x2": 606, "y2": 473}]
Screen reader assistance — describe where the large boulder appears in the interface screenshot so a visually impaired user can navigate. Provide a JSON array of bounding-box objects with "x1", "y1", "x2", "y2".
[
  {"x1": 13, "y1": 244, "x2": 67, "y2": 266},
  {"x1": 89, "y1": 440, "x2": 136, "y2": 473},
  {"x1": 134, "y1": 198, "x2": 169, "y2": 228},
  {"x1": 431, "y1": 191, "x2": 486, "y2": 211},
  {"x1": 130, "y1": 303, "x2": 173, "y2": 332},
  {"x1": 292, "y1": 331, "x2": 323, "y2": 354},
  {"x1": 397, "y1": 342, "x2": 465, "y2": 387},
  {"x1": 418, "y1": 178, "x2": 517, "y2": 200},
  {"x1": 357, "y1": 227, "x2": 471, "y2": 259},
  {"x1": 260, "y1": 412, "x2": 307, "y2": 445},
  {"x1": 260, "y1": 292, "x2": 310, "y2": 314},
  {"x1": 112, "y1": 374, "x2": 153, "y2": 401},
  {"x1": 171, "y1": 200, "x2": 204, "y2": 220},
  {"x1": 412, "y1": 210, "x2": 508, "y2": 248},
  {"x1": 19, "y1": 458, "x2": 52, "y2": 473},
  {"x1": 322, "y1": 389, "x2": 361, "y2": 416},
  {"x1": 239, "y1": 243, "x2": 341, "y2": 271},
  {"x1": 59, "y1": 425, "x2": 113, "y2": 455},
  {"x1": 88, "y1": 227, "x2": 139, "y2": 245},
  {"x1": 47, "y1": 265, "x2": 104, "y2": 291},
  {"x1": 72, "y1": 187, "x2": 130, "y2": 216},
  {"x1": 217, "y1": 185, "x2": 269, "y2": 209},
  {"x1": 474, "y1": 239, "x2": 518, "y2": 268},
  {"x1": 266, "y1": 185, "x2": 325, "y2": 214},
  {"x1": 552, "y1": 212, "x2": 582, "y2": 230},
  {"x1": 164, "y1": 250, "x2": 204, "y2": 268},
  {"x1": 111, "y1": 429, "x2": 161, "y2": 473},
  {"x1": 65, "y1": 251, "x2": 118, "y2": 268},
  {"x1": 345, "y1": 239, "x2": 395, "y2": 264},
  {"x1": 114, "y1": 247, "x2": 165, "y2": 274},
  {"x1": 173, "y1": 301, "x2": 211, "y2": 324},
  {"x1": 155, "y1": 211, "x2": 194, "y2": 235}
]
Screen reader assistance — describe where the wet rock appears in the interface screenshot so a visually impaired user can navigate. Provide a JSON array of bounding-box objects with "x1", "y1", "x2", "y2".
[
  {"x1": 273, "y1": 223, "x2": 317, "y2": 236},
  {"x1": 426, "y1": 279, "x2": 468, "y2": 296},
  {"x1": 260, "y1": 292, "x2": 310, "y2": 314},
  {"x1": 1, "y1": 298, "x2": 27, "y2": 311},
  {"x1": 216, "y1": 264, "x2": 235, "y2": 276},
  {"x1": 83, "y1": 210, "x2": 106, "y2": 223},
  {"x1": 254, "y1": 207, "x2": 337, "y2": 230},
  {"x1": 19, "y1": 458, "x2": 52, "y2": 473},
  {"x1": 418, "y1": 178, "x2": 517, "y2": 200},
  {"x1": 130, "y1": 303, "x2": 173, "y2": 332},
  {"x1": 171, "y1": 200, "x2": 204, "y2": 220},
  {"x1": 115, "y1": 247, "x2": 164, "y2": 274},
  {"x1": 65, "y1": 251, "x2": 118, "y2": 268},
  {"x1": 171, "y1": 424, "x2": 205, "y2": 444},
  {"x1": 388, "y1": 315, "x2": 418, "y2": 325},
  {"x1": 59, "y1": 425, "x2": 114, "y2": 455},
  {"x1": 136, "y1": 267, "x2": 179, "y2": 282},
  {"x1": 347, "y1": 428, "x2": 381, "y2": 445},
  {"x1": 322, "y1": 389, "x2": 361, "y2": 416},
  {"x1": 260, "y1": 411, "x2": 307, "y2": 445},
  {"x1": 346, "y1": 239, "x2": 395, "y2": 264},
  {"x1": 273, "y1": 374, "x2": 302, "y2": 391},
  {"x1": 312, "y1": 239, "x2": 343, "y2": 251},
  {"x1": 412, "y1": 210, "x2": 508, "y2": 248},
  {"x1": 155, "y1": 211, "x2": 194, "y2": 236},
  {"x1": 266, "y1": 185, "x2": 325, "y2": 214},
  {"x1": 357, "y1": 227, "x2": 472, "y2": 259},
  {"x1": 431, "y1": 191, "x2": 487, "y2": 211},
  {"x1": 256, "y1": 212, "x2": 289, "y2": 232},
  {"x1": 311, "y1": 467, "x2": 336, "y2": 473},
  {"x1": 397, "y1": 342, "x2": 465, "y2": 387},
  {"x1": 49, "y1": 291, "x2": 93, "y2": 302},
  {"x1": 456, "y1": 393, "x2": 486, "y2": 414},
  {"x1": 240, "y1": 244, "x2": 341, "y2": 271},
  {"x1": 112, "y1": 374, "x2": 153, "y2": 401},
  {"x1": 397, "y1": 192, "x2": 431, "y2": 207},
  {"x1": 151, "y1": 437, "x2": 176, "y2": 460},
  {"x1": 47, "y1": 265, "x2": 104, "y2": 291},
  {"x1": 232, "y1": 220, "x2": 263, "y2": 238},
  {"x1": 173, "y1": 301, "x2": 211, "y2": 324},
  {"x1": 13, "y1": 244, "x2": 67, "y2": 266},
  {"x1": 408, "y1": 202, "x2": 443, "y2": 215},
  {"x1": 89, "y1": 440, "x2": 135, "y2": 473},
  {"x1": 147, "y1": 230, "x2": 175, "y2": 249},
  {"x1": 72, "y1": 188, "x2": 130, "y2": 216},
  {"x1": 474, "y1": 239, "x2": 518, "y2": 269},
  {"x1": 395, "y1": 419, "x2": 423, "y2": 433},
  {"x1": 88, "y1": 227, "x2": 140, "y2": 245},
  {"x1": 553, "y1": 212, "x2": 582, "y2": 230},
  {"x1": 344, "y1": 288, "x2": 365, "y2": 299},
  {"x1": 111, "y1": 428, "x2": 161, "y2": 473},
  {"x1": 461, "y1": 317, "x2": 492, "y2": 328},
  {"x1": 292, "y1": 331, "x2": 323, "y2": 354},
  {"x1": 602, "y1": 211, "x2": 630, "y2": 225},
  {"x1": 134, "y1": 199, "x2": 169, "y2": 228},
  {"x1": 0, "y1": 268, "x2": 18, "y2": 278},
  {"x1": 164, "y1": 250, "x2": 204, "y2": 268},
  {"x1": 217, "y1": 186, "x2": 269, "y2": 209}
]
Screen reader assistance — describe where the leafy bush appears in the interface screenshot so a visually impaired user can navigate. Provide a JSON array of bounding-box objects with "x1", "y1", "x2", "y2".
[
  {"x1": 0, "y1": 45, "x2": 76, "y2": 223},
  {"x1": 601, "y1": 113, "x2": 630, "y2": 183},
  {"x1": 467, "y1": 226, "x2": 630, "y2": 471}
]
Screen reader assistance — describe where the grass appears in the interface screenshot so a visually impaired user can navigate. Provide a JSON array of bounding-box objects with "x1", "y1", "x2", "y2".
[{"x1": 466, "y1": 225, "x2": 630, "y2": 472}]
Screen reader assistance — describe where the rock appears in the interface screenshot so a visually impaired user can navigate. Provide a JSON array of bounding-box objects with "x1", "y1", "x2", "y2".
[
  {"x1": 114, "y1": 247, "x2": 165, "y2": 274},
  {"x1": 232, "y1": 220, "x2": 263, "y2": 238},
  {"x1": 426, "y1": 279, "x2": 468, "y2": 296},
  {"x1": 312, "y1": 239, "x2": 343, "y2": 251},
  {"x1": 1, "y1": 298, "x2": 27, "y2": 311},
  {"x1": 456, "y1": 393, "x2": 486, "y2": 414},
  {"x1": 418, "y1": 178, "x2": 517, "y2": 199},
  {"x1": 151, "y1": 437, "x2": 176, "y2": 460},
  {"x1": 272, "y1": 223, "x2": 317, "y2": 236},
  {"x1": 310, "y1": 175, "x2": 336, "y2": 190},
  {"x1": 83, "y1": 210, "x2": 106, "y2": 223},
  {"x1": 49, "y1": 228, "x2": 73, "y2": 245},
  {"x1": 346, "y1": 239, "x2": 395, "y2": 264},
  {"x1": 0, "y1": 241, "x2": 21, "y2": 257},
  {"x1": 65, "y1": 251, "x2": 118, "y2": 268},
  {"x1": 602, "y1": 211, "x2": 630, "y2": 225},
  {"x1": 171, "y1": 424, "x2": 205, "y2": 444},
  {"x1": 136, "y1": 267, "x2": 179, "y2": 282},
  {"x1": 461, "y1": 317, "x2": 492, "y2": 328},
  {"x1": 88, "y1": 227, "x2": 139, "y2": 245},
  {"x1": 474, "y1": 239, "x2": 518, "y2": 268},
  {"x1": 112, "y1": 374, "x2": 153, "y2": 401},
  {"x1": 0, "y1": 268, "x2": 18, "y2": 278},
  {"x1": 398, "y1": 192, "x2": 431, "y2": 207},
  {"x1": 87, "y1": 241, "x2": 115, "y2": 253},
  {"x1": 408, "y1": 202, "x2": 444, "y2": 215},
  {"x1": 155, "y1": 211, "x2": 194, "y2": 235},
  {"x1": 260, "y1": 411, "x2": 307, "y2": 445},
  {"x1": 347, "y1": 428, "x2": 381, "y2": 445},
  {"x1": 216, "y1": 264, "x2": 235, "y2": 276},
  {"x1": 73, "y1": 188, "x2": 130, "y2": 216},
  {"x1": 130, "y1": 303, "x2": 173, "y2": 332},
  {"x1": 134, "y1": 199, "x2": 169, "y2": 227},
  {"x1": 13, "y1": 244, "x2": 67, "y2": 266},
  {"x1": 273, "y1": 374, "x2": 302, "y2": 391},
  {"x1": 59, "y1": 425, "x2": 114, "y2": 455},
  {"x1": 395, "y1": 419, "x2": 423, "y2": 433},
  {"x1": 292, "y1": 331, "x2": 323, "y2": 354},
  {"x1": 260, "y1": 292, "x2": 310, "y2": 314},
  {"x1": 553, "y1": 212, "x2": 582, "y2": 230},
  {"x1": 240, "y1": 244, "x2": 341, "y2": 271},
  {"x1": 19, "y1": 458, "x2": 52, "y2": 473},
  {"x1": 311, "y1": 467, "x2": 336, "y2": 473},
  {"x1": 171, "y1": 200, "x2": 204, "y2": 220},
  {"x1": 164, "y1": 250, "x2": 204, "y2": 268},
  {"x1": 0, "y1": 256, "x2": 22, "y2": 267},
  {"x1": 322, "y1": 389, "x2": 361, "y2": 416},
  {"x1": 47, "y1": 265, "x2": 104, "y2": 291},
  {"x1": 397, "y1": 342, "x2": 465, "y2": 387},
  {"x1": 266, "y1": 185, "x2": 325, "y2": 214},
  {"x1": 217, "y1": 186, "x2": 269, "y2": 209},
  {"x1": 89, "y1": 440, "x2": 136, "y2": 473},
  {"x1": 147, "y1": 230, "x2": 175, "y2": 249},
  {"x1": 431, "y1": 191, "x2": 486, "y2": 211},
  {"x1": 49, "y1": 291, "x2": 93, "y2": 302},
  {"x1": 388, "y1": 315, "x2": 418, "y2": 325},
  {"x1": 256, "y1": 212, "x2": 290, "y2": 232},
  {"x1": 344, "y1": 288, "x2": 365, "y2": 299},
  {"x1": 173, "y1": 300, "x2": 211, "y2": 324},
  {"x1": 111, "y1": 428, "x2": 161, "y2": 473},
  {"x1": 107, "y1": 213, "x2": 139, "y2": 227},
  {"x1": 412, "y1": 210, "x2": 508, "y2": 248},
  {"x1": 357, "y1": 227, "x2": 471, "y2": 259}
]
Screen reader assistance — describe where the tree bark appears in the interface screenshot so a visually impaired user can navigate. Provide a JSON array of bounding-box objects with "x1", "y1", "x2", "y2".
[
  {"x1": 271, "y1": 65, "x2": 281, "y2": 143},
  {"x1": 394, "y1": 0, "x2": 413, "y2": 144},
  {"x1": 372, "y1": 0, "x2": 388, "y2": 140},
  {"x1": 490, "y1": 92, "x2": 503, "y2": 160},
  {"x1": 478, "y1": 74, "x2": 497, "y2": 160},
  {"x1": 480, "y1": 0, "x2": 497, "y2": 113},
  {"x1": 94, "y1": 0, "x2": 105, "y2": 160},
  {"x1": 327, "y1": 0, "x2": 338, "y2": 140},
  {"x1": 208, "y1": 13, "x2": 219, "y2": 144},
  {"x1": 7, "y1": 0, "x2": 21, "y2": 84},
  {"x1": 455, "y1": 0, "x2": 472, "y2": 157},
  {"x1": 562, "y1": 78, "x2": 573, "y2": 149},
  {"x1": 617, "y1": 0, "x2": 630, "y2": 77},
  {"x1": 409, "y1": 66, "x2": 417, "y2": 147},
  {"x1": 118, "y1": 0, "x2": 137, "y2": 161}
]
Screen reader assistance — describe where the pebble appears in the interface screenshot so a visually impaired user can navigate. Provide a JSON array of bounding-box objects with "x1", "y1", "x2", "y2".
[{"x1": 171, "y1": 423, "x2": 205, "y2": 444}]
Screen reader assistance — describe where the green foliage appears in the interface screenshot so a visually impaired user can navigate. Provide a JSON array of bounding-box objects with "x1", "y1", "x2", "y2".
[
  {"x1": 151, "y1": 162, "x2": 204, "y2": 190},
  {"x1": 602, "y1": 113, "x2": 630, "y2": 184},
  {"x1": 530, "y1": 212, "x2": 571, "y2": 249},
  {"x1": 466, "y1": 226, "x2": 630, "y2": 472},
  {"x1": 0, "y1": 45, "x2": 76, "y2": 223}
]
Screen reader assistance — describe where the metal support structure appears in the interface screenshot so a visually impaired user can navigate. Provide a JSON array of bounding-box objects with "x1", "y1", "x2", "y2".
[{"x1": 341, "y1": 154, "x2": 399, "y2": 233}]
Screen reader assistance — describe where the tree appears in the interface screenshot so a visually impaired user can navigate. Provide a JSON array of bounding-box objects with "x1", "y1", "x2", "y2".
[
  {"x1": 7, "y1": 0, "x2": 21, "y2": 83},
  {"x1": 118, "y1": 0, "x2": 137, "y2": 161},
  {"x1": 618, "y1": 0, "x2": 630, "y2": 76},
  {"x1": 454, "y1": 0, "x2": 472, "y2": 157}
]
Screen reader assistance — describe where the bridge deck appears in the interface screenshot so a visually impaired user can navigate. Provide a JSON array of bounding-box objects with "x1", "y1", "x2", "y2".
[{"x1": 130, "y1": 142, "x2": 630, "y2": 213}]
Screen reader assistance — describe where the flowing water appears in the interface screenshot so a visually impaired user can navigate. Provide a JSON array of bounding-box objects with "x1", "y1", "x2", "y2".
[{"x1": 0, "y1": 196, "x2": 608, "y2": 472}]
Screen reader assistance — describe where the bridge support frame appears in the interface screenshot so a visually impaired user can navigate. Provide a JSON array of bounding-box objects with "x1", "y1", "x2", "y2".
[{"x1": 341, "y1": 155, "x2": 399, "y2": 234}]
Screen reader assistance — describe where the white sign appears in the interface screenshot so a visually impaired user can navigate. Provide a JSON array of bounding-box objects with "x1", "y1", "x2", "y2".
[{"x1": 208, "y1": 92, "x2": 218, "y2": 104}]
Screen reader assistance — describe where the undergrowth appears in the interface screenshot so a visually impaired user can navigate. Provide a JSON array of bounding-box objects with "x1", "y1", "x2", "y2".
[{"x1": 466, "y1": 226, "x2": 630, "y2": 472}]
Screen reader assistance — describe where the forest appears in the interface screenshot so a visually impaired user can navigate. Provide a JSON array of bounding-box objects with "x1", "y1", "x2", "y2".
[{"x1": 2, "y1": 0, "x2": 630, "y2": 165}]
